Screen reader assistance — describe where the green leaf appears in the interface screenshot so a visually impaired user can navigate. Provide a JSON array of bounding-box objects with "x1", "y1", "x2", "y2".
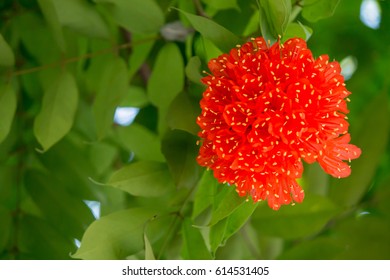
[
  {"x1": 198, "y1": 37, "x2": 223, "y2": 62},
  {"x1": 147, "y1": 43, "x2": 184, "y2": 134},
  {"x1": 20, "y1": 63, "x2": 43, "y2": 99},
  {"x1": 304, "y1": 162, "x2": 329, "y2": 196},
  {"x1": 209, "y1": 186, "x2": 246, "y2": 226},
  {"x1": 251, "y1": 194, "x2": 339, "y2": 239},
  {"x1": 107, "y1": 161, "x2": 175, "y2": 197},
  {"x1": 209, "y1": 218, "x2": 227, "y2": 253},
  {"x1": 334, "y1": 215, "x2": 390, "y2": 259},
  {"x1": 210, "y1": 3, "x2": 255, "y2": 37},
  {"x1": 161, "y1": 130, "x2": 202, "y2": 189},
  {"x1": 34, "y1": 71, "x2": 78, "y2": 151},
  {"x1": 51, "y1": 0, "x2": 109, "y2": 38},
  {"x1": 0, "y1": 33, "x2": 14, "y2": 66},
  {"x1": 282, "y1": 215, "x2": 390, "y2": 260},
  {"x1": 89, "y1": 142, "x2": 118, "y2": 175},
  {"x1": 83, "y1": 41, "x2": 115, "y2": 93},
  {"x1": 203, "y1": 0, "x2": 239, "y2": 11},
  {"x1": 0, "y1": 206, "x2": 11, "y2": 252},
  {"x1": 93, "y1": 57, "x2": 128, "y2": 139},
  {"x1": 120, "y1": 86, "x2": 149, "y2": 108},
  {"x1": 221, "y1": 201, "x2": 258, "y2": 244},
  {"x1": 185, "y1": 56, "x2": 203, "y2": 84},
  {"x1": 37, "y1": 0, "x2": 66, "y2": 52},
  {"x1": 192, "y1": 170, "x2": 218, "y2": 220},
  {"x1": 256, "y1": 233, "x2": 282, "y2": 260},
  {"x1": 39, "y1": 138, "x2": 98, "y2": 200},
  {"x1": 178, "y1": 0, "x2": 197, "y2": 27},
  {"x1": 166, "y1": 91, "x2": 200, "y2": 135},
  {"x1": 0, "y1": 164, "x2": 17, "y2": 204},
  {"x1": 73, "y1": 208, "x2": 157, "y2": 259},
  {"x1": 16, "y1": 14, "x2": 61, "y2": 64},
  {"x1": 259, "y1": 0, "x2": 291, "y2": 42},
  {"x1": 298, "y1": 21, "x2": 313, "y2": 40},
  {"x1": 24, "y1": 170, "x2": 95, "y2": 238},
  {"x1": 243, "y1": 10, "x2": 260, "y2": 37},
  {"x1": 209, "y1": 200, "x2": 258, "y2": 254},
  {"x1": 302, "y1": 0, "x2": 341, "y2": 22},
  {"x1": 116, "y1": 123, "x2": 165, "y2": 162},
  {"x1": 371, "y1": 177, "x2": 390, "y2": 217},
  {"x1": 144, "y1": 233, "x2": 155, "y2": 260},
  {"x1": 147, "y1": 43, "x2": 184, "y2": 112},
  {"x1": 176, "y1": 9, "x2": 240, "y2": 53},
  {"x1": 181, "y1": 218, "x2": 212, "y2": 259},
  {"x1": 18, "y1": 215, "x2": 76, "y2": 259},
  {"x1": 278, "y1": 237, "x2": 343, "y2": 260},
  {"x1": 129, "y1": 35, "x2": 156, "y2": 79},
  {"x1": 95, "y1": 0, "x2": 164, "y2": 34},
  {"x1": 213, "y1": 223, "x2": 260, "y2": 259},
  {"x1": 258, "y1": 1, "x2": 275, "y2": 43},
  {"x1": 0, "y1": 83, "x2": 17, "y2": 144},
  {"x1": 283, "y1": 22, "x2": 313, "y2": 42},
  {"x1": 144, "y1": 213, "x2": 177, "y2": 255},
  {"x1": 329, "y1": 93, "x2": 390, "y2": 207}
]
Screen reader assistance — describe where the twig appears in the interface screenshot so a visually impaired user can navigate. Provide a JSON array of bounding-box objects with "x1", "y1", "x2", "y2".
[
  {"x1": 7, "y1": 36, "x2": 159, "y2": 78},
  {"x1": 193, "y1": 0, "x2": 208, "y2": 17}
]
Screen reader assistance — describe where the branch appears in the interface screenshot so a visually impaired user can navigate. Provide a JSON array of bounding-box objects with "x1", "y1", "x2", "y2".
[{"x1": 7, "y1": 36, "x2": 158, "y2": 78}]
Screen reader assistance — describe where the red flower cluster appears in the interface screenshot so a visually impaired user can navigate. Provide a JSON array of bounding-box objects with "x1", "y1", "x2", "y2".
[{"x1": 196, "y1": 37, "x2": 361, "y2": 210}]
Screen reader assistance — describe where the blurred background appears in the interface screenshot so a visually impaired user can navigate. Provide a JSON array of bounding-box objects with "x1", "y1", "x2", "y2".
[{"x1": 0, "y1": 0, "x2": 389, "y2": 260}]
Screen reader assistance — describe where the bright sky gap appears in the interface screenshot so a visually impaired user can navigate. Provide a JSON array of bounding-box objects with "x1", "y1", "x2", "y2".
[{"x1": 360, "y1": 0, "x2": 381, "y2": 29}]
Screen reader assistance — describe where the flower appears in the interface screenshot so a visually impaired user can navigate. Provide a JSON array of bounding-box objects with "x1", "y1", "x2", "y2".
[{"x1": 196, "y1": 37, "x2": 361, "y2": 210}]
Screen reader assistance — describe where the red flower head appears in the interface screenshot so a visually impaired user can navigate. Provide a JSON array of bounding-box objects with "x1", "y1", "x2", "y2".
[{"x1": 196, "y1": 37, "x2": 361, "y2": 210}]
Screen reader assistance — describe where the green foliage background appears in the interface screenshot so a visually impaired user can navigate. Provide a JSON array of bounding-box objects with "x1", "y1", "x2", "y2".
[{"x1": 0, "y1": 0, "x2": 389, "y2": 260}]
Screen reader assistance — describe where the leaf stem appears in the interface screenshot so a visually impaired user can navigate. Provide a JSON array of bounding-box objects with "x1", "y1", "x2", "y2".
[
  {"x1": 156, "y1": 213, "x2": 181, "y2": 260},
  {"x1": 289, "y1": 1, "x2": 303, "y2": 23},
  {"x1": 157, "y1": 182, "x2": 200, "y2": 259},
  {"x1": 193, "y1": 0, "x2": 208, "y2": 17}
]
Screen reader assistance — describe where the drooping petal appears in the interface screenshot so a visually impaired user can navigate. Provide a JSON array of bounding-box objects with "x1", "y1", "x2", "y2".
[{"x1": 318, "y1": 134, "x2": 361, "y2": 178}]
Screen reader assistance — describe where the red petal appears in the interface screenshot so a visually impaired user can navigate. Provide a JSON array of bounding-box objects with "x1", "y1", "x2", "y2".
[{"x1": 318, "y1": 134, "x2": 361, "y2": 178}]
